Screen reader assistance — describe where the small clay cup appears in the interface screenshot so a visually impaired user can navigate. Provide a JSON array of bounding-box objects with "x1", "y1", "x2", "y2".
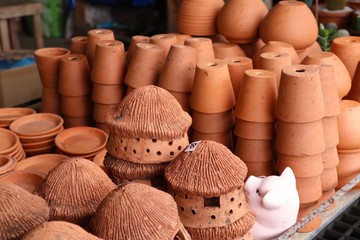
[
  {"x1": 63, "y1": 116, "x2": 94, "y2": 128},
  {"x1": 296, "y1": 175, "x2": 323, "y2": 204},
  {"x1": 40, "y1": 87, "x2": 61, "y2": 115},
  {"x1": 93, "y1": 103, "x2": 117, "y2": 123},
  {"x1": 126, "y1": 35, "x2": 150, "y2": 64},
  {"x1": 191, "y1": 130, "x2": 234, "y2": 151},
  {"x1": 244, "y1": 160, "x2": 275, "y2": 177},
  {"x1": 322, "y1": 116, "x2": 339, "y2": 148},
  {"x1": 322, "y1": 146, "x2": 339, "y2": 169},
  {"x1": 321, "y1": 167, "x2": 338, "y2": 192}
]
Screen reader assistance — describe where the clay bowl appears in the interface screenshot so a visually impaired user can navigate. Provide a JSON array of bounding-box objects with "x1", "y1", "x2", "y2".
[
  {"x1": 14, "y1": 154, "x2": 68, "y2": 176},
  {"x1": 0, "y1": 155, "x2": 17, "y2": 175},
  {"x1": 0, "y1": 107, "x2": 36, "y2": 127},
  {"x1": 0, "y1": 128, "x2": 21, "y2": 155},
  {"x1": 56, "y1": 147, "x2": 106, "y2": 161},
  {"x1": 0, "y1": 170, "x2": 45, "y2": 193},
  {"x1": 55, "y1": 126, "x2": 108, "y2": 156},
  {"x1": 9, "y1": 113, "x2": 64, "y2": 137}
]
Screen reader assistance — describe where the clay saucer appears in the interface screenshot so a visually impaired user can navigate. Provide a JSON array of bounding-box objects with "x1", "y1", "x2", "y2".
[
  {"x1": 0, "y1": 170, "x2": 45, "y2": 193},
  {"x1": 21, "y1": 138, "x2": 55, "y2": 150},
  {"x1": 0, "y1": 155, "x2": 17, "y2": 175},
  {"x1": 0, "y1": 108, "x2": 36, "y2": 126},
  {"x1": 55, "y1": 126, "x2": 108, "y2": 155},
  {"x1": 10, "y1": 145, "x2": 26, "y2": 162},
  {"x1": 14, "y1": 154, "x2": 68, "y2": 176},
  {"x1": 24, "y1": 145, "x2": 56, "y2": 157},
  {"x1": 18, "y1": 127, "x2": 64, "y2": 144},
  {"x1": 9, "y1": 113, "x2": 64, "y2": 136},
  {"x1": 0, "y1": 128, "x2": 20, "y2": 155}
]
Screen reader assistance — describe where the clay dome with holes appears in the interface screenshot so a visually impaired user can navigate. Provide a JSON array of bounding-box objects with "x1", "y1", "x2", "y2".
[
  {"x1": 90, "y1": 182, "x2": 191, "y2": 240},
  {"x1": 21, "y1": 221, "x2": 101, "y2": 240},
  {"x1": 35, "y1": 157, "x2": 116, "y2": 226},
  {"x1": 104, "y1": 85, "x2": 192, "y2": 187},
  {"x1": 0, "y1": 182, "x2": 50, "y2": 240},
  {"x1": 164, "y1": 140, "x2": 256, "y2": 240}
]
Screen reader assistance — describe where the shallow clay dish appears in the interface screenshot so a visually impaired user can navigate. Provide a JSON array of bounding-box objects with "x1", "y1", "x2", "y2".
[
  {"x1": 21, "y1": 138, "x2": 55, "y2": 150},
  {"x1": 18, "y1": 127, "x2": 64, "y2": 144},
  {"x1": 14, "y1": 154, "x2": 68, "y2": 176},
  {"x1": 9, "y1": 113, "x2": 64, "y2": 136},
  {"x1": 24, "y1": 145, "x2": 56, "y2": 157},
  {"x1": 55, "y1": 127, "x2": 108, "y2": 155},
  {"x1": 0, "y1": 107, "x2": 36, "y2": 122},
  {"x1": 0, "y1": 128, "x2": 20, "y2": 155},
  {"x1": 0, "y1": 155, "x2": 17, "y2": 175},
  {"x1": 0, "y1": 170, "x2": 45, "y2": 193}
]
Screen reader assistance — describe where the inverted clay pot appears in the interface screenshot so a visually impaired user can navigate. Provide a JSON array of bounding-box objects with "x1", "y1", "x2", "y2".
[
  {"x1": 322, "y1": 116, "x2": 340, "y2": 148},
  {"x1": 70, "y1": 36, "x2": 87, "y2": 54},
  {"x1": 276, "y1": 153, "x2": 323, "y2": 178},
  {"x1": 212, "y1": 42, "x2": 246, "y2": 59},
  {"x1": 337, "y1": 149, "x2": 360, "y2": 189},
  {"x1": 168, "y1": 91, "x2": 192, "y2": 114},
  {"x1": 192, "y1": 109, "x2": 235, "y2": 133},
  {"x1": 233, "y1": 119, "x2": 274, "y2": 140},
  {"x1": 321, "y1": 167, "x2": 338, "y2": 192},
  {"x1": 93, "y1": 103, "x2": 117, "y2": 123},
  {"x1": 126, "y1": 35, "x2": 150, "y2": 64},
  {"x1": 234, "y1": 137, "x2": 274, "y2": 163},
  {"x1": 150, "y1": 33, "x2": 178, "y2": 59},
  {"x1": 296, "y1": 175, "x2": 323, "y2": 204},
  {"x1": 92, "y1": 83, "x2": 125, "y2": 104},
  {"x1": 184, "y1": 37, "x2": 215, "y2": 63},
  {"x1": 41, "y1": 87, "x2": 61, "y2": 114},
  {"x1": 243, "y1": 160, "x2": 274, "y2": 177},
  {"x1": 337, "y1": 100, "x2": 360, "y2": 150},
  {"x1": 85, "y1": 29, "x2": 115, "y2": 68},
  {"x1": 191, "y1": 129, "x2": 234, "y2": 151}
]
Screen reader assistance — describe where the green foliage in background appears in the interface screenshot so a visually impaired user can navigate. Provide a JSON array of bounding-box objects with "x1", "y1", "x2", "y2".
[{"x1": 317, "y1": 22, "x2": 350, "y2": 51}]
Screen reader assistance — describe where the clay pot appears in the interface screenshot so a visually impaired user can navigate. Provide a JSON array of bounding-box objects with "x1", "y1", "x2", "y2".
[
  {"x1": 126, "y1": 35, "x2": 150, "y2": 64},
  {"x1": 275, "y1": 119, "x2": 326, "y2": 156},
  {"x1": 184, "y1": 37, "x2": 215, "y2": 63},
  {"x1": 190, "y1": 59, "x2": 235, "y2": 113},
  {"x1": 223, "y1": 56, "x2": 253, "y2": 99},
  {"x1": 322, "y1": 116, "x2": 340, "y2": 148},
  {"x1": 91, "y1": 40, "x2": 126, "y2": 85},
  {"x1": 239, "y1": 38, "x2": 266, "y2": 59},
  {"x1": 150, "y1": 33, "x2": 178, "y2": 58},
  {"x1": 276, "y1": 153, "x2": 323, "y2": 178},
  {"x1": 0, "y1": 155, "x2": 17, "y2": 175},
  {"x1": 297, "y1": 201, "x2": 322, "y2": 232},
  {"x1": 169, "y1": 33, "x2": 191, "y2": 44},
  {"x1": 191, "y1": 130, "x2": 234, "y2": 151},
  {"x1": 63, "y1": 116, "x2": 94, "y2": 128},
  {"x1": 85, "y1": 29, "x2": 115, "y2": 68},
  {"x1": 337, "y1": 149, "x2": 360, "y2": 189},
  {"x1": 234, "y1": 137, "x2": 274, "y2": 163},
  {"x1": 157, "y1": 44, "x2": 196, "y2": 93},
  {"x1": 61, "y1": 96, "x2": 93, "y2": 118},
  {"x1": 0, "y1": 170, "x2": 45, "y2": 193},
  {"x1": 212, "y1": 42, "x2": 246, "y2": 59},
  {"x1": 347, "y1": 60, "x2": 360, "y2": 102},
  {"x1": 337, "y1": 100, "x2": 360, "y2": 150},
  {"x1": 92, "y1": 83, "x2": 125, "y2": 104},
  {"x1": 321, "y1": 167, "x2": 338, "y2": 191},
  {"x1": 234, "y1": 69, "x2": 277, "y2": 122},
  {"x1": 255, "y1": 52, "x2": 292, "y2": 89},
  {"x1": 216, "y1": 0, "x2": 268, "y2": 43},
  {"x1": 244, "y1": 160, "x2": 275, "y2": 177},
  {"x1": 331, "y1": 36, "x2": 360, "y2": 78},
  {"x1": 168, "y1": 91, "x2": 192, "y2": 114},
  {"x1": 58, "y1": 54, "x2": 91, "y2": 97},
  {"x1": 259, "y1": 1, "x2": 318, "y2": 50},
  {"x1": 93, "y1": 103, "x2": 117, "y2": 123},
  {"x1": 40, "y1": 87, "x2": 61, "y2": 114},
  {"x1": 95, "y1": 122, "x2": 110, "y2": 134},
  {"x1": 70, "y1": 36, "x2": 87, "y2": 54},
  {"x1": 301, "y1": 52, "x2": 352, "y2": 99},
  {"x1": 297, "y1": 41, "x2": 323, "y2": 63},
  {"x1": 192, "y1": 109, "x2": 235, "y2": 133},
  {"x1": 316, "y1": 5, "x2": 353, "y2": 29},
  {"x1": 252, "y1": 40, "x2": 301, "y2": 66},
  {"x1": 234, "y1": 119, "x2": 274, "y2": 140},
  {"x1": 322, "y1": 146, "x2": 339, "y2": 169},
  {"x1": 176, "y1": 0, "x2": 224, "y2": 36},
  {"x1": 124, "y1": 43, "x2": 164, "y2": 88},
  {"x1": 276, "y1": 65, "x2": 325, "y2": 123},
  {"x1": 296, "y1": 175, "x2": 323, "y2": 204}
]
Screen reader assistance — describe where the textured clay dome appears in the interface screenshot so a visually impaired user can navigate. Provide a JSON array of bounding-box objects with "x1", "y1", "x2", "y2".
[
  {"x1": 90, "y1": 182, "x2": 181, "y2": 240},
  {"x1": 0, "y1": 182, "x2": 49, "y2": 240},
  {"x1": 35, "y1": 157, "x2": 116, "y2": 226},
  {"x1": 21, "y1": 221, "x2": 101, "y2": 240}
]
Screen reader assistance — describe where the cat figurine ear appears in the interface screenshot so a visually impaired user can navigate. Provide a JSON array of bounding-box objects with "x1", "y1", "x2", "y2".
[{"x1": 245, "y1": 167, "x2": 300, "y2": 240}]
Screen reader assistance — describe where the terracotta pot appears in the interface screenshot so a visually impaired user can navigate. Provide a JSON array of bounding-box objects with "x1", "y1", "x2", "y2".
[
  {"x1": 0, "y1": 170, "x2": 45, "y2": 193},
  {"x1": 252, "y1": 40, "x2": 301, "y2": 66},
  {"x1": 63, "y1": 116, "x2": 94, "y2": 128},
  {"x1": 331, "y1": 36, "x2": 360, "y2": 78},
  {"x1": 70, "y1": 36, "x2": 87, "y2": 54},
  {"x1": 337, "y1": 100, "x2": 360, "y2": 150},
  {"x1": 297, "y1": 201, "x2": 322, "y2": 232},
  {"x1": 223, "y1": 56, "x2": 253, "y2": 99},
  {"x1": 85, "y1": 29, "x2": 115, "y2": 68},
  {"x1": 191, "y1": 129, "x2": 234, "y2": 151},
  {"x1": 301, "y1": 51, "x2": 352, "y2": 99},
  {"x1": 91, "y1": 40, "x2": 126, "y2": 85},
  {"x1": 192, "y1": 109, "x2": 235, "y2": 133},
  {"x1": 234, "y1": 69, "x2": 277, "y2": 122},
  {"x1": 347, "y1": 61, "x2": 360, "y2": 102},
  {"x1": 176, "y1": 0, "x2": 224, "y2": 36},
  {"x1": 276, "y1": 65, "x2": 325, "y2": 123},
  {"x1": 276, "y1": 153, "x2": 323, "y2": 178},
  {"x1": 297, "y1": 41, "x2": 323, "y2": 63},
  {"x1": 321, "y1": 167, "x2": 338, "y2": 191},
  {"x1": 337, "y1": 149, "x2": 360, "y2": 189},
  {"x1": 184, "y1": 37, "x2": 215, "y2": 63},
  {"x1": 150, "y1": 33, "x2": 178, "y2": 59},
  {"x1": 157, "y1": 44, "x2": 196, "y2": 93},
  {"x1": 126, "y1": 35, "x2": 150, "y2": 64},
  {"x1": 34, "y1": 47, "x2": 71, "y2": 88},
  {"x1": 275, "y1": 119, "x2": 326, "y2": 156},
  {"x1": 212, "y1": 42, "x2": 246, "y2": 59},
  {"x1": 168, "y1": 91, "x2": 192, "y2": 114},
  {"x1": 255, "y1": 52, "x2": 292, "y2": 90},
  {"x1": 322, "y1": 146, "x2": 339, "y2": 169},
  {"x1": 58, "y1": 54, "x2": 91, "y2": 97},
  {"x1": 234, "y1": 137, "x2": 274, "y2": 163},
  {"x1": 322, "y1": 116, "x2": 339, "y2": 148},
  {"x1": 216, "y1": 0, "x2": 268, "y2": 43},
  {"x1": 95, "y1": 122, "x2": 110, "y2": 134},
  {"x1": 92, "y1": 83, "x2": 125, "y2": 104},
  {"x1": 243, "y1": 160, "x2": 275, "y2": 177},
  {"x1": 316, "y1": 5, "x2": 353, "y2": 29},
  {"x1": 40, "y1": 87, "x2": 61, "y2": 115},
  {"x1": 0, "y1": 155, "x2": 17, "y2": 175},
  {"x1": 93, "y1": 103, "x2": 117, "y2": 123},
  {"x1": 234, "y1": 119, "x2": 274, "y2": 140},
  {"x1": 124, "y1": 43, "x2": 164, "y2": 88},
  {"x1": 61, "y1": 95, "x2": 93, "y2": 118},
  {"x1": 239, "y1": 38, "x2": 265, "y2": 59},
  {"x1": 296, "y1": 175, "x2": 323, "y2": 204},
  {"x1": 259, "y1": 0, "x2": 318, "y2": 50},
  {"x1": 169, "y1": 33, "x2": 191, "y2": 44},
  {"x1": 190, "y1": 59, "x2": 235, "y2": 113}
]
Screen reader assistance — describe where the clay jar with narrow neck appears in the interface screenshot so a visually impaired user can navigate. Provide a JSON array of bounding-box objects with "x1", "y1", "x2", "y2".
[
  {"x1": 259, "y1": 1, "x2": 318, "y2": 51},
  {"x1": 85, "y1": 29, "x2": 115, "y2": 68},
  {"x1": 216, "y1": 0, "x2": 268, "y2": 44}
]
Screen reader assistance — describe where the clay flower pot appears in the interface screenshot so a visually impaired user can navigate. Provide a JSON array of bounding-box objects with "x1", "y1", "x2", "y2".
[
  {"x1": 190, "y1": 59, "x2": 235, "y2": 113},
  {"x1": 40, "y1": 87, "x2": 61, "y2": 114},
  {"x1": 321, "y1": 167, "x2": 338, "y2": 192},
  {"x1": 234, "y1": 119, "x2": 274, "y2": 140},
  {"x1": 234, "y1": 137, "x2": 274, "y2": 163},
  {"x1": 337, "y1": 100, "x2": 360, "y2": 150},
  {"x1": 126, "y1": 35, "x2": 150, "y2": 64},
  {"x1": 296, "y1": 175, "x2": 323, "y2": 204},
  {"x1": 92, "y1": 83, "x2": 125, "y2": 105},
  {"x1": 301, "y1": 52, "x2": 352, "y2": 100},
  {"x1": 91, "y1": 40, "x2": 126, "y2": 85},
  {"x1": 337, "y1": 149, "x2": 360, "y2": 189},
  {"x1": 192, "y1": 109, "x2": 235, "y2": 133},
  {"x1": 239, "y1": 38, "x2": 266, "y2": 59},
  {"x1": 212, "y1": 42, "x2": 246, "y2": 59},
  {"x1": 167, "y1": 91, "x2": 192, "y2": 114},
  {"x1": 184, "y1": 37, "x2": 215, "y2": 63},
  {"x1": 93, "y1": 103, "x2": 117, "y2": 123},
  {"x1": 61, "y1": 96, "x2": 93, "y2": 118},
  {"x1": 70, "y1": 36, "x2": 87, "y2": 54},
  {"x1": 243, "y1": 161, "x2": 274, "y2": 177},
  {"x1": 216, "y1": 0, "x2": 268, "y2": 43},
  {"x1": 346, "y1": 60, "x2": 360, "y2": 102},
  {"x1": 150, "y1": 33, "x2": 178, "y2": 59},
  {"x1": 85, "y1": 29, "x2": 115, "y2": 68},
  {"x1": 276, "y1": 153, "x2": 323, "y2": 178},
  {"x1": 322, "y1": 116, "x2": 340, "y2": 148},
  {"x1": 223, "y1": 56, "x2": 253, "y2": 99},
  {"x1": 259, "y1": 0, "x2": 318, "y2": 50},
  {"x1": 191, "y1": 130, "x2": 234, "y2": 151},
  {"x1": 322, "y1": 146, "x2": 340, "y2": 169},
  {"x1": 234, "y1": 69, "x2": 277, "y2": 122},
  {"x1": 276, "y1": 65, "x2": 325, "y2": 123}
]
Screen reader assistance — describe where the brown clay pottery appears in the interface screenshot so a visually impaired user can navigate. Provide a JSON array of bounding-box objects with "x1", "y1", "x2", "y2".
[
  {"x1": 192, "y1": 109, "x2": 235, "y2": 134},
  {"x1": 61, "y1": 95, "x2": 93, "y2": 118},
  {"x1": 276, "y1": 153, "x2": 323, "y2": 178},
  {"x1": 63, "y1": 116, "x2": 94, "y2": 129},
  {"x1": 0, "y1": 155, "x2": 17, "y2": 175},
  {"x1": 0, "y1": 170, "x2": 45, "y2": 193},
  {"x1": 234, "y1": 119, "x2": 274, "y2": 140},
  {"x1": 191, "y1": 130, "x2": 234, "y2": 151},
  {"x1": 0, "y1": 107, "x2": 36, "y2": 128},
  {"x1": 337, "y1": 149, "x2": 360, "y2": 189},
  {"x1": 213, "y1": 42, "x2": 246, "y2": 59},
  {"x1": 322, "y1": 146, "x2": 340, "y2": 169},
  {"x1": 296, "y1": 175, "x2": 323, "y2": 204},
  {"x1": 184, "y1": 37, "x2": 215, "y2": 63},
  {"x1": 150, "y1": 33, "x2": 178, "y2": 58},
  {"x1": 321, "y1": 167, "x2": 338, "y2": 191},
  {"x1": 70, "y1": 35, "x2": 87, "y2": 54},
  {"x1": 322, "y1": 116, "x2": 340, "y2": 147},
  {"x1": 40, "y1": 87, "x2": 61, "y2": 115},
  {"x1": 234, "y1": 137, "x2": 274, "y2": 163},
  {"x1": 347, "y1": 60, "x2": 360, "y2": 102},
  {"x1": 92, "y1": 83, "x2": 125, "y2": 104},
  {"x1": 126, "y1": 35, "x2": 150, "y2": 64},
  {"x1": 93, "y1": 102, "x2": 117, "y2": 123},
  {"x1": 337, "y1": 100, "x2": 360, "y2": 150},
  {"x1": 14, "y1": 154, "x2": 68, "y2": 176},
  {"x1": 85, "y1": 29, "x2": 115, "y2": 68}
]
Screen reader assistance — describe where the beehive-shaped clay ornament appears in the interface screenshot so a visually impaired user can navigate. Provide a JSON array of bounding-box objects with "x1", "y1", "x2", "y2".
[
  {"x1": 35, "y1": 157, "x2": 116, "y2": 226},
  {"x1": 0, "y1": 182, "x2": 50, "y2": 240},
  {"x1": 21, "y1": 221, "x2": 101, "y2": 240},
  {"x1": 104, "y1": 85, "x2": 192, "y2": 186},
  {"x1": 90, "y1": 182, "x2": 191, "y2": 240},
  {"x1": 165, "y1": 140, "x2": 256, "y2": 240}
]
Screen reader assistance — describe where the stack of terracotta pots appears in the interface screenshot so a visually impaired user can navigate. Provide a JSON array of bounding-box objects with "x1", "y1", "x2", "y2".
[
  {"x1": 275, "y1": 65, "x2": 326, "y2": 233},
  {"x1": 59, "y1": 54, "x2": 93, "y2": 128},
  {"x1": 190, "y1": 59, "x2": 236, "y2": 150},
  {"x1": 91, "y1": 40, "x2": 127, "y2": 133},
  {"x1": 234, "y1": 69, "x2": 277, "y2": 177}
]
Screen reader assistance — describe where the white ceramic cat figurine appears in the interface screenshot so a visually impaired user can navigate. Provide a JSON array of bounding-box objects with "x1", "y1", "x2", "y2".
[{"x1": 244, "y1": 167, "x2": 300, "y2": 240}]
